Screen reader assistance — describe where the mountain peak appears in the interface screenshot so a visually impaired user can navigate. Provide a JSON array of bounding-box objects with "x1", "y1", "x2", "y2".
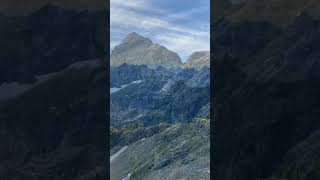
[
  {"x1": 126, "y1": 32, "x2": 143, "y2": 39},
  {"x1": 111, "y1": 33, "x2": 182, "y2": 67},
  {"x1": 183, "y1": 51, "x2": 210, "y2": 69},
  {"x1": 121, "y1": 32, "x2": 152, "y2": 45}
]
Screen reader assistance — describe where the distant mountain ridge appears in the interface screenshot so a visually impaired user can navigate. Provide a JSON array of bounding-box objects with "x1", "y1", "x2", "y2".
[{"x1": 111, "y1": 32, "x2": 210, "y2": 69}]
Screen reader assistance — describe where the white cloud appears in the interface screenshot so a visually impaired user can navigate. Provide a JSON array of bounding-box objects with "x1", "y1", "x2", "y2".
[
  {"x1": 110, "y1": 41, "x2": 119, "y2": 49},
  {"x1": 155, "y1": 33, "x2": 210, "y2": 62},
  {"x1": 167, "y1": 6, "x2": 209, "y2": 21}
]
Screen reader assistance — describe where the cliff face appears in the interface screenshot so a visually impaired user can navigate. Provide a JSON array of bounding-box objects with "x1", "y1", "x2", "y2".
[
  {"x1": 110, "y1": 64, "x2": 209, "y2": 127},
  {"x1": 110, "y1": 32, "x2": 182, "y2": 67},
  {"x1": 213, "y1": 1, "x2": 320, "y2": 179}
]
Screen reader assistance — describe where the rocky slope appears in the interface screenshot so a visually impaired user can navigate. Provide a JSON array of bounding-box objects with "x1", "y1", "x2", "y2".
[
  {"x1": 110, "y1": 54, "x2": 210, "y2": 179},
  {"x1": 110, "y1": 64, "x2": 209, "y2": 127},
  {"x1": 110, "y1": 32, "x2": 182, "y2": 67},
  {"x1": 183, "y1": 51, "x2": 210, "y2": 69},
  {"x1": 213, "y1": 1, "x2": 320, "y2": 179},
  {"x1": 111, "y1": 119, "x2": 210, "y2": 180}
]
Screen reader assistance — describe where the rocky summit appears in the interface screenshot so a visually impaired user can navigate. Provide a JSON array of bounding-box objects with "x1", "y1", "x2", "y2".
[
  {"x1": 110, "y1": 32, "x2": 182, "y2": 67},
  {"x1": 183, "y1": 51, "x2": 210, "y2": 69}
]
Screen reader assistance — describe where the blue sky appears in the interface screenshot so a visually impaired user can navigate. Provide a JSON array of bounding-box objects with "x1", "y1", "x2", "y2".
[{"x1": 110, "y1": 0, "x2": 210, "y2": 62}]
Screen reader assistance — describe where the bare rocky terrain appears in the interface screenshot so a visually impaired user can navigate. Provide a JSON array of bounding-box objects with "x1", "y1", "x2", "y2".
[{"x1": 110, "y1": 33, "x2": 210, "y2": 180}]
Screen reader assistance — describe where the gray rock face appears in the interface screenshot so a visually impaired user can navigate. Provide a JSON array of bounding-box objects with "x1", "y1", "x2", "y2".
[
  {"x1": 183, "y1": 51, "x2": 210, "y2": 69},
  {"x1": 111, "y1": 32, "x2": 182, "y2": 67},
  {"x1": 110, "y1": 64, "x2": 210, "y2": 126}
]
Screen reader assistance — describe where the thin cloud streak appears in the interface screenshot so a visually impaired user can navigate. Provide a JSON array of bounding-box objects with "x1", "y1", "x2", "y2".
[
  {"x1": 167, "y1": 6, "x2": 209, "y2": 21},
  {"x1": 110, "y1": 0, "x2": 163, "y2": 14},
  {"x1": 111, "y1": 6, "x2": 208, "y2": 37}
]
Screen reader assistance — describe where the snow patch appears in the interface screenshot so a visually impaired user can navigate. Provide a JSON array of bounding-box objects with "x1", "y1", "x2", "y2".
[
  {"x1": 121, "y1": 173, "x2": 132, "y2": 180},
  {"x1": 110, "y1": 146, "x2": 128, "y2": 163},
  {"x1": 110, "y1": 80, "x2": 142, "y2": 94}
]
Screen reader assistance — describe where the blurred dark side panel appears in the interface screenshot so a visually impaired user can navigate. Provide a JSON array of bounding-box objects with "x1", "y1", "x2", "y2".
[
  {"x1": 0, "y1": 0, "x2": 109, "y2": 179},
  {"x1": 213, "y1": 0, "x2": 320, "y2": 179}
]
